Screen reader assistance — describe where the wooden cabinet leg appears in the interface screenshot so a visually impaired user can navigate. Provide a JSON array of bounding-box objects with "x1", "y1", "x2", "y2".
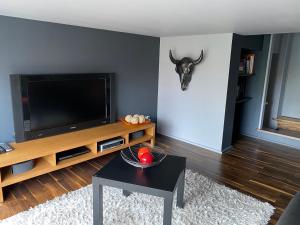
[
  {"x1": 0, "y1": 187, "x2": 4, "y2": 202},
  {"x1": 145, "y1": 127, "x2": 156, "y2": 147},
  {"x1": 0, "y1": 167, "x2": 3, "y2": 202}
]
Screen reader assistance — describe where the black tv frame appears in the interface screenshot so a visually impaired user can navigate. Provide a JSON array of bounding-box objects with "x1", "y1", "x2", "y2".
[{"x1": 10, "y1": 73, "x2": 115, "y2": 143}]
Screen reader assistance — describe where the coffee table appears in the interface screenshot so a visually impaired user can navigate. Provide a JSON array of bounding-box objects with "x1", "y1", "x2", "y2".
[{"x1": 92, "y1": 154, "x2": 186, "y2": 225}]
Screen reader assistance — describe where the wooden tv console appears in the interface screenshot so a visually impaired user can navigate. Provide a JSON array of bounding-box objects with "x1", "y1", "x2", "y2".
[{"x1": 0, "y1": 122, "x2": 155, "y2": 202}]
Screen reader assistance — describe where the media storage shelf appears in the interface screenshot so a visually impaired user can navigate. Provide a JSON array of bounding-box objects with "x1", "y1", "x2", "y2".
[
  {"x1": 1, "y1": 157, "x2": 52, "y2": 187},
  {"x1": 0, "y1": 122, "x2": 155, "y2": 202}
]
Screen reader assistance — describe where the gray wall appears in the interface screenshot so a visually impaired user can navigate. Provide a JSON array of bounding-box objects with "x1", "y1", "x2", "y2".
[
  {"x1": 240, "y1": 35, "x2": 300, "y2": 149},
  {"x1": 0, "y1": 16, "x2": 160, "y2": 142},
  {"x1": 281, "y1": 33, "x2": 300, "y2": 119}
]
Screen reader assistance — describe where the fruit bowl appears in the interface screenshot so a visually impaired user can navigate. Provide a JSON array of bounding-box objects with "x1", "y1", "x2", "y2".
[
  {"x1": 120, "y1": 144, "x2": 167, "y2": 168},
  {"x1": 119, "y1": 117, "x2": 151, "y2": 126}
]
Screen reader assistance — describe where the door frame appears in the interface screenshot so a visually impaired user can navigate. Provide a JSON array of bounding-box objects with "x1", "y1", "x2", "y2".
[
  {"x1": 258, "y1": 34, "x2": 292, "y2": 130},
  {"x1": 258, "y1": 35, "x2": 274, "y2": 129}
]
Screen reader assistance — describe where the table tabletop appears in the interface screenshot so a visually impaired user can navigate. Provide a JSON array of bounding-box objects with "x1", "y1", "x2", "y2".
[{"x1": 94, "y1": 154, "x2": 186, "y2": 192}]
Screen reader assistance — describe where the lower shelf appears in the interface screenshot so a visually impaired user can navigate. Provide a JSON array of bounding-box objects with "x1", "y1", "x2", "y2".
[
  {"x1": 236, "y1": 97, "x2": 252, "y2": 104},
  {"x1": 0, "y1": 135, "x2": 153, "y2": 188},
  {"x1": 1, "y1": 158, "x2": 52, "y2": 187}
]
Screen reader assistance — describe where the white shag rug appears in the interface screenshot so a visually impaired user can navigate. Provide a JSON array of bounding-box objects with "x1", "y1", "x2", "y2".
[{"x1": 0, "y1": 170, "x2": 274, "y2": 225}]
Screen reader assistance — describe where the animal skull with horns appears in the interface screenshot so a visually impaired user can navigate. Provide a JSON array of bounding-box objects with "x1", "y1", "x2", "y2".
[{"x1": 169, "y1": 50, "x2": 204, "y2": 91}]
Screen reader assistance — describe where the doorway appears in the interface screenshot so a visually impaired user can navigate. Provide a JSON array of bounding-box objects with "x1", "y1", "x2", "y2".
[{"x1": 259, "y1": 33, "x2": 300, "y2": 139}]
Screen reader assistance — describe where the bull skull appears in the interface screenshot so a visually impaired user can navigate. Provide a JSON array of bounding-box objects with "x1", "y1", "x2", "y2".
[{"x1": 169, "y1": 50, "x2": 204, "y2": 91}]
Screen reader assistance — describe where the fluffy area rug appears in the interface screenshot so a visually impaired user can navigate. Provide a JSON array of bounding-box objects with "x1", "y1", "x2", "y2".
[{"x1": 0, "y1": 170, "x2": 274, "y2": 225}]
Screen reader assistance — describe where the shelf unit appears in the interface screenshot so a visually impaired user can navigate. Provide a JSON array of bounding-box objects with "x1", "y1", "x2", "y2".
[
  {"x1": 239, "y1": 73, "x2": 255, "y2": 77},
  {"x1": 0, "y1": 122, "x2": 155, "y2": 202},
  {"x1": 233, "y1": 48, "x2": 258, "y2": 142},
  {"x1": 236, "y1": 48, "x2": 256, "y2": 102},
  {"x1": 236, "y1": 97, "x2": 252, "y2": 104}
]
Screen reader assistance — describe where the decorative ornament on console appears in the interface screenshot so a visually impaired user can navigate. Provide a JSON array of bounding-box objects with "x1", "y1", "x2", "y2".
[
  {"x1": 120, "y1": 144, "x2": 166, "y2": 168},
  {"x1": 121, "y1": 114, "x2": 151, "y2": 125}
]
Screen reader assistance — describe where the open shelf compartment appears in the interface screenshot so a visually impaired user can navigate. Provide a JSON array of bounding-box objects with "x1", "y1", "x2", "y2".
[{"x1": 1, "y1": 157, "x2": 52, "y2": 188}]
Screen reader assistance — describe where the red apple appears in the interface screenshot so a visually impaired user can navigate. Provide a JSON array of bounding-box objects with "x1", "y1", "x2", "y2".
[
  {"x1": 138, "y1": 147, "x2": 151, "y2": 160},
  {"x1": 139, "y1": 152, "x2": 154, "y2": 164}
]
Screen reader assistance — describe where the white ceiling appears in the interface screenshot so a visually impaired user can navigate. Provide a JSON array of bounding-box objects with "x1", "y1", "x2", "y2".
[{"x1": 0, "y1": 0, "x2": 299, "y2": 37}]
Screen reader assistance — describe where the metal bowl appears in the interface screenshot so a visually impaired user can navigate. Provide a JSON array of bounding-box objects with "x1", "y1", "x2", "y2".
[{"x1": 120, "y1": 144, "x2": 167, "y2": 168}]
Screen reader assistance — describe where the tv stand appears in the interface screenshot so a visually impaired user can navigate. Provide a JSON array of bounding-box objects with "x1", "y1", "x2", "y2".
[{"x1": 0, "y1": 122, "x2": 155, "y2": 202}]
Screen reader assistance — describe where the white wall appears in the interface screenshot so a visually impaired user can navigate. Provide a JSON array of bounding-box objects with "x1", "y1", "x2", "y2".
[
  {"x1": 281, "y1": 33, "x2": 300, "y2": 119},
  {"x1": 157, "y1": 33, "x2": 233, "y2": 152}
]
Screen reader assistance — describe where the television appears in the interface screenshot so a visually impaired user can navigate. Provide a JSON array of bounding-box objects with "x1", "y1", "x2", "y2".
[{"x1": 10, "y1": 74, "x2": 115, "y2": 142}]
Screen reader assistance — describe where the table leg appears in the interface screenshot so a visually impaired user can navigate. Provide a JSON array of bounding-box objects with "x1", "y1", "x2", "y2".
[
  {"x1": 123, "y1": 190, "x2": 131, "y2": 197},
  {"x1": 93, "y1": 182, "x2": 103, "y2": 225},
  {"x1": 163, "y1": 195, "x2": 173, "y2": 225},
  {"x1": 177, "y1": 170, "x2": 185, "y2": 208}
]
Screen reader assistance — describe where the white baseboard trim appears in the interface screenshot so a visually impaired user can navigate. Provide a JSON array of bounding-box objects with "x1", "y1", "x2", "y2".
[
  {"x1": 241, "y1": 131, "x2": 300, "y2": 150},
  {"x1": 256, "y1": 128, "x2": 300, "y2": 141},
  {"x1": 158, "y1": 132, "x2": 222, "y2": 154}
]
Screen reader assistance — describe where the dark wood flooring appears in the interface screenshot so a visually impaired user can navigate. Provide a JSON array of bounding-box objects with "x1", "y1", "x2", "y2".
[{"x1": 1, "y1": 135, "x2": 300, "y2": 225}]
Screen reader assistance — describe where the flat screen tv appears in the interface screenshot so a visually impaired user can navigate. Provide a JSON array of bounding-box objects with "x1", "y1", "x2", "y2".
[{"x1": 10, "y1": 74, "x2": 115, "y2": 142}]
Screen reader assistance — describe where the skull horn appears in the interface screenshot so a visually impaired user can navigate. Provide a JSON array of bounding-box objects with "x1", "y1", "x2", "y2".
[
  {"x1": 169, "y1": 50, "x2": 179, "y2": 64},
  {"x1": 193, "y1": 50, "x2": 204, "y2": 65}
]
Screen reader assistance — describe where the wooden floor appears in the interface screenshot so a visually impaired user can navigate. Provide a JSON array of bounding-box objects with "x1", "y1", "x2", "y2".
[{"x1": 1, "y1": 135, "x2": 300, "y2": 225}]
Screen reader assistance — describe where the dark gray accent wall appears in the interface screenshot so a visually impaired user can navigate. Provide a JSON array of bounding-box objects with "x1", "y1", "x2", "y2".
[{"x1": 0, "y1": 16, "x2": 160, "y2": 142}]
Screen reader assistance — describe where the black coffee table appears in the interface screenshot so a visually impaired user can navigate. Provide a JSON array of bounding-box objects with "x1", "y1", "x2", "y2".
[{"x1": 92, "y1": 154, "x2": 186, "y2": 225}]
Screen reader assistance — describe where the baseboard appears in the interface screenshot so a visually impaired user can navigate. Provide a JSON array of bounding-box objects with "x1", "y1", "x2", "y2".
[
  {"x1": 256, "y1": 128, "x2": 300, "y2": 141},
  {"x1": 221, "y1": 145, "x2": 233, "y2": 153},
  {"x1": 241, "y1": 131, "x2": 300, "y2": 150},
  {"x1": 157, "y1": 132, "x2": 222, "y2": 154}
]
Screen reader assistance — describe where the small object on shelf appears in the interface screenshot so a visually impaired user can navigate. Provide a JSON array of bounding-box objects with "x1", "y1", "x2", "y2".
[
  {"x1": 120, "y1": 114, "x2": 151, "y2": 125},
  {"x1": 239, "y1": 52, "x2": 255, "y2": 75},
  {"x1": 56, "y1": 146, "x2": 90, "y2": 162},
  {"x1": 0, "y1": 143, "x2": 14, "y2": 152},
  {"x1": 131, "y1": 116, "x2": 139, "y2": 124},
  {"x1": 98, "y1": 137, "x2": 124, "y2": 152},
  {"x1": 138, "y1": 115, "x2": 145, "y2": 123},
  {"x1": 120, "y1": 144, "x2": 166, "y2": 169},
  {"x1": 248, "y1": 54, "x2": 255, "y2": 74},
  {"x1": 124, "y1": 115, "x2": 133, "y2": 123},
  {"x1": 12, "y1": 160, "x2": 34, "y2": 175},
  {"x1": 130, "y1": 130, "x2": 145, "y2": 140},
  {"x1": 239, "y1": 61, "x2": 244, "y2": 72}
]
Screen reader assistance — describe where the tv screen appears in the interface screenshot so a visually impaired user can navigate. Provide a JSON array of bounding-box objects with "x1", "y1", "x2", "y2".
[
  {"x1": 28, "y1": 79, "x2": 107, "y2": 131},
  {"x1": 10, "y1": 74, "x2": 115, "y2": 142}
]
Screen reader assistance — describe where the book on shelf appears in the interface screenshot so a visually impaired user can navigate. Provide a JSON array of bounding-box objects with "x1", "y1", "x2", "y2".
[
  {"x1": 239, "y1": 53, "x2": 255, "y2": 75},
  {"x1": 248, "y1": 54, "x2": 255, "y2": 74}
]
